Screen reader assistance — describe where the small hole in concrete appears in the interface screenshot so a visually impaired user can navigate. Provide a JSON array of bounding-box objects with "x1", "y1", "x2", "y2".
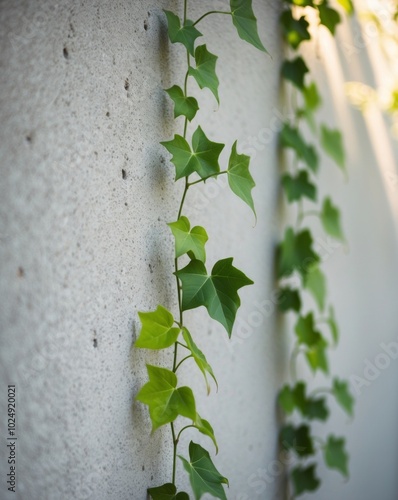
[
  {"x1": 122, "y1": 169, "x2": 126, "y2": 179},
  {"x1": 17, "y1": 267, "x2": 24, "y2": 277},
  {"x1": 144, "y1": 20, "x2": 148, "y2": 31},
  {"x1": 106, "y1": 111, "x2": 110, "y2": 117},
  {"x1": 124, "y1": 78, "x2": 129, "y2": 91},
  {"x1": 25, "y1": 135, "x2": 32, "y2": 143},
  {"x1": 93, "y1": 338, "x2": 98, "y2": 348},
  {"x1": 63, "y1": 46, "x2": 69, "y2": 59}
]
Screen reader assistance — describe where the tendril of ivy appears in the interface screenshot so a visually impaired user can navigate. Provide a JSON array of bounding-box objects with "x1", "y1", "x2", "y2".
[
  {"x1": 134, "y1": 1, "x2": 267, "y2": 498},
  {"x1": 277, "y1": 1, "x2": 355, "y2": 497}
]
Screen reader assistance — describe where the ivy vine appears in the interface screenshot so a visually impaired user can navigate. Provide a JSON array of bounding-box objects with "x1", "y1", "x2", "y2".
[
  {"x1": 277, "y1": 1, "x2": 355, "y2": 497},
  {"x1": 134, "y1": 1, "x2": 266, "y2": 498}
]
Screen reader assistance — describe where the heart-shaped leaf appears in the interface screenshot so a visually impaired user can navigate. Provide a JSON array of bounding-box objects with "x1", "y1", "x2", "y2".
[
  {"x1": 320, "y1": 124, "x2": 345, "y2": 171},
  {"x1": 281, "y1": 170, "x2": 317, "y2": 203},
  {"x1": 324, "y1": 435, "x2": 349, "y2": 477},
  {"x1": 176, "y1": 258, "x2": 253, "y2": 336},
  {"x1": 303, "y1": 264, "x2": 327, "y2": 312},
  {"x1": 230, "y1": 0, "x2": 268, "y2": 52},
  {"x1": 182, "y1": 328, "x2": 217, "y2": 393},
  {"x1": 227, "y1": 141, "x2": 256, "y2": 215},
  {"x1": 135, "y1": 306, "x2": 181, "y2": 350},
  {"x1": 179, "y1": 442, "x2": 228, "y2": 500},
  {"x1": 291, "y1": 464, "x2": 320, "y2": 496},
  {"x1": 320, "y1": 197, "x2": 345, "y2": 241},
  {"x1": 165, "y1": 85, "x2": 199, "y2": 121},
  {"x1": 281, "y1": 57, "x2": 309, "y2": 89},
  {"x1": 148, "y1": 483, "x2": 190, "y2": 500},
  {"x1": 168, "y1": 216, "x2": 208, "y2": 263},
  {"x1": 189, "y1": 45, "x2": 219, "y2": 103},
  {"x1": 280, "y1": 123, "x2": 318, "y2": 172},
  {"x1": 333, "y1": 378, "x2": 354, "y2": 416},
  {"x1": 164, "y1": 11, "x2": 202, "y2": 56},
  {"x1": 136, "y1": 365, "x2": 196, "y2": 431}
]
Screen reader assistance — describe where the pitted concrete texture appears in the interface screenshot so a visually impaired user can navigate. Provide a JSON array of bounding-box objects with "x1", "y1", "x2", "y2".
[{"x1": 0, "y1": 1, "x2": 283, "y2": 499}]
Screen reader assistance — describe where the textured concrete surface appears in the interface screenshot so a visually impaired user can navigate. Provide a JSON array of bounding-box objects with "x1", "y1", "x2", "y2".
[{"x1": 0, "y1": 1, "x2": 283, "y2": 499}]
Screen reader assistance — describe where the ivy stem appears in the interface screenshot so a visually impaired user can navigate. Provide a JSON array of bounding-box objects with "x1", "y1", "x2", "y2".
[
  {"x1": 192, "y1": 10, "x2": 231, "y2": 27},
  {"x1": 309, "y1": 387, "x2": 333, "y2": 398},
  {"x1": 176, "y1": 424, "x2": 196, "y2": 442},
  {"x1": 174, "y1": 354, "x2": 193, "y2": 372},
  {"x1": 176, "y1": 340, "x2": 190, "y2": 350},
  {"x1": 171, "y1": 422, "x2": 177, "y2": 484},
  {"x1": 188, "y1": 170, "x2": 228, "y2": 187}
]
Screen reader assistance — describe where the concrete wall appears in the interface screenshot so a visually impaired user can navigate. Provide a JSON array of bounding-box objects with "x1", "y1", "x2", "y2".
[
  {"x1": 0, "y1": 1, "x2": 283, "y2": 499},
  {"x1": 1, "y1": 1, "x2": 398, "y2": 500}
]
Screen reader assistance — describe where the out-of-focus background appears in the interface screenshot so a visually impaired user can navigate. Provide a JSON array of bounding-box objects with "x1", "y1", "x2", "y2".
[{"x1": 0, "y1": 1, "x2": 397, "y2": 499}]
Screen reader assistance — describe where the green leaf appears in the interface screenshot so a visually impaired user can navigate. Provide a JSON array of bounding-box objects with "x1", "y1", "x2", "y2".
[
  {"x1": 280, "y1": 124, "x2": 318, "y2": 172},
  {"x1": 278, "y1": 287, "x2": 302, "y2": 313},
  {"x1": 281, "y1": 170, "x2": 316, "y2": 203},
  {"x1": 304, "y1": 264, "x2": 327, "y2": 312},
  {"x1": 337, "y1": 0, "x2": 354, "y2": 14},
  {"x1": 136, "y1": 365, "x2": 196, "y2": 431},
  {"x1": 281, "y1": 57, "x2": 309, "y2": 89},
  {"x1": 303, "y1": 82, "x2": 321, "y2": 111},
  {"x1": 230, "y1": 0, "x2": 268, "y2": 53},
  {"x1": 324, "y1": 436, "x2": 349, "y2": 477},
  {"x1": 148, "y1": 483, "x2": 190, "y2": 500},
  {"x1": 182, "y1": 328, "x2": 217, "y2": 393},
  {"x1": 285, "y1": 0, "x2": 314, "y2": 5},
  {"x1": 135, "y1": 306, "x2": 181, "y2": 350},
  {"x1": 291, "y1": 464, "x2": 320, "y2": 496},
  {"x1": 326, "y1": 305, "x2": 339, "y2": 344},
  {"x1": 306, "y1": 337, "x2": 329, "y2": 374},
  {"x1": 227, "y1": 141, "x2": 256, "y2": 215},
  {"x1": 295, "y1": 313, "x2": 321, "y2": 347},
  {"x1": 176, "y1": 258, "x2": 253, "y2": 336},
  {"x1": 164, "y1": 11, "x2": 202, "y2": 56},
  {"x1": 179, "y1": 441, "x2": 228, "y2": 500},
  {"x1": 280, "y1": 10, "x2": 311, "y2": 49},
  {"x1": 320, "y1": 197, "x2": 345, "y2": 242},
  {"x1": 189, "y1": 45, "x2": 219, "y2": 104},
  {"x1": 333, "y1": 378, "x2": 354, "y2": 416},
  {"x1": 320, "y1": 124, "x2": 345, "y2": 171},
  {"x1": 277, "y1": 228, "x2": 320, "y2": 278},
  {"x1": 168, "y1": 216, "x2": 208, "y2": 263},
  {"x1": 317, "y1": 2, "x2": 341, "y2": 34},
  {"x1": 194, "y1": 414, "x2": 218, "y2": 453},
  {"x1": 165, "y1": 85, "x2": 199, "y2": 121},
  {"x1": 280, "y1": 424, "x2": 314, "y2": 457},
  {"x1": 161, "y1": 126, "x2": 224, "y2": 180},
  {"x1": 278, "y1": 382, "x2": 329, "y2": 421}
]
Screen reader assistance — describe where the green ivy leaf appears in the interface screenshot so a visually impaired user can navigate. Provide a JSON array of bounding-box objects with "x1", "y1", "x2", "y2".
[
  {"x1": 136, "y1": 365, "x2": 196, "y2": 431},
  {"x1": 327, "y1": 305, "x2": 339, "y2": 344},
  {"x1": 168, "y1": 216, "x2": 208, "y2": 263},
  {"x1": 317, "y1": 2, "x2": 341, "y2": 34},
  {"x1": 324, "y1": 436, "x2": 349, "y2": 477},
  {"x1": 304, "y1": 264, "x2": 327, "y2": 312},
  {"x1": 164, "y1": 11, "x2": 202, "y2": 56},
  {"x1": 227, "y1": 141, "x2": 256, "y2": 215},
  {"x1": 285, "y1": 0, "x2": 314, "y2": 5},
  {"x1": 230, "y1": 0, "x2": 268, "y2": 53},
  {"x1": 182, "y1": 328, "x2": 217, "y2": 394},
  {"x1": 148, "y1": 483, "x2": 190, "y2": 500},
  {"x1": 337, "y1": 0, "x2": 354, "y2": 14},
  {"x1": 194, "y1": 413, "x2": 218, "y2": 453},
  {"x1": 277, "y1": 228, "x2": 320, "y2": 278},
  {"x1": 179, "y1": 441, "x2": 228, "y2": 500},
  {"x1": 189, "y1": 45, "x2": 219, "y2": 104},
  {"x1": 279, "y1": 382, "x2": 329, "y2": 421},
  {"x1": 291, "y1": 464, "x2": 320, "y2": 496},
  {"x1": 135, "y1": 305, "x2": 181, "y2": 350},
  {"x1": 161, "y1": 126, "x2": 224, "y2": 180},
  {"x1": 333, "y1": 378, "x2": 354, "y2": 416},
  {"x1": 306, "y1": 337, "x2": 329, "y2": 374},
  {"x1": 280, "y1": 10, "x2": 311, "y2": 49},
  {"x1": 303, "y1": 82, "x2": 321, "y2": 111},
  {"x1": 280, "y1": 424, "x2": 314, "y2": 457},
  {"x1": 280, "y1": 124, "x2": 319, "y2": 172},
  {"x1": 278, "y1": 287, "x2": 302, "y2": 313},
  {"x1": 176, "y1": 258, "x2": 253, "y2": 336},
  {"x1": 281, "y1": 57, "x2": 309, "y2": 89},
  {"x1": 281, "y1": 170, "x2": 317, "y2": 203},
  {"x1": 304, "y1": 397, "x2": 329, "y2": 421},
  {"x1": 320, "y1": 197, "x2": 345, "y2": 241},
  {"x1": 165, "y1": 85, "x2": 199, "y2": 121},
  {"x1": 295, "y1": 312, "x2": 322, "y2": 346},
  {"x1": 320, "y1": 124, "x2": 345, "y2": 171}
]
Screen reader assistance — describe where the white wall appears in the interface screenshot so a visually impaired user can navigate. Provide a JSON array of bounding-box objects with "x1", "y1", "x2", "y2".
[{"x1": 0, "y1": 1, "x2": 284, "y2": 499}]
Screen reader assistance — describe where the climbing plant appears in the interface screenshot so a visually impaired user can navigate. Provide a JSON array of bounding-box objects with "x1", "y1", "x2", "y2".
[
  {"x1": 277, "y1": 1, "x2": 355, "y2": 497},
  {"x1": 134, "y1": 1, "x2": 266, "y2": 498}
]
